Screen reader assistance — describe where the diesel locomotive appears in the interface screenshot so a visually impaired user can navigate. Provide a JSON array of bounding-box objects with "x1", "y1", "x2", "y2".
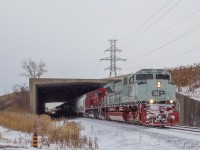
[{"x1": 76, "y1": 69, "x2": 179, "y2": 127}]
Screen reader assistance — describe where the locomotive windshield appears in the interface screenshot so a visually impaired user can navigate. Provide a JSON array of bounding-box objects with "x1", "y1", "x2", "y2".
[
  {"x1": 136, "y1": 74, "x2": 153, "y2": 80},
  {"x1": 156, "y1": 74, "x2": 170, "y2": 80}
]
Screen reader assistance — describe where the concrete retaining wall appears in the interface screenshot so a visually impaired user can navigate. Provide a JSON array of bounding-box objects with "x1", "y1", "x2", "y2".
[{"x1": 176, "y1": 93, "x2": 200, "y2": 127}]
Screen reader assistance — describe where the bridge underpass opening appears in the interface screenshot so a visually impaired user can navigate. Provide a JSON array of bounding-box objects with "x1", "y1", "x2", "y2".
[
  {"x1": 36, "y1": 82, "x2": 105, "y2": 115},
  {"x1": 45, "y1": 102, "x2": 64, "y2": 110}
]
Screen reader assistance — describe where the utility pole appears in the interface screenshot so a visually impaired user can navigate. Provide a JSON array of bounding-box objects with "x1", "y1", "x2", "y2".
[{"x1": 100, "y1": 39, "x2": 126, "y2": 77}]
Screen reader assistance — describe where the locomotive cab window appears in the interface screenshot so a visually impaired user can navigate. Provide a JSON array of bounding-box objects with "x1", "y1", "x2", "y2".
[
  {"x1": 156, "y1": 74, "x2": 170, "y2": 80},
  {"x1": 105, "y1": 87, "x2": 113, "y2": 93},
  {"x1": 123, "y1": 77, "x2": 128, "y2": 85},
  {"x1": 129, "y1": 76, "x2": 134, "y2": 84},
  {"x1": 136, "y1": 74, "x2": 153, "y2": 80}
]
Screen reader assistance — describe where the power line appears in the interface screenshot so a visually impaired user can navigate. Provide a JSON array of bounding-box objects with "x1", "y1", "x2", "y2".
[
  {"x1": 122, "y1": 0, "x2": 182, "y2": 50},
  {"x1": 146, "y1": 46, "x2": 200, "y2": 67},
  {"x1": 123, "y1": 46, "x2": 200, "y2": 71},
  {"x1": 126, "y1": 7, "x2": 200, "y2": 50},
  {"x1": 123, "y1": 23, "x2": 200, "y2": 66},
  {"x1": 92, "y1": 58, "x2": 102, "y2": 78},
  {"x1": 120, "y1": 0, "x2": 172, "y2": 43}
]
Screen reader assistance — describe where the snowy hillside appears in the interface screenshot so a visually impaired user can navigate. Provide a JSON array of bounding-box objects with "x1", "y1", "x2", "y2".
[{"x1": 179, "y1": 86, "x2": 200, "y2": 101}]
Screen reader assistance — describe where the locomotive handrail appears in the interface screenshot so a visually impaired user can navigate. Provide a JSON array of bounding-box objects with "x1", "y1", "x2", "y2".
[{"x1": 98, "y1": 98, "x2": 106, "y2": 118}]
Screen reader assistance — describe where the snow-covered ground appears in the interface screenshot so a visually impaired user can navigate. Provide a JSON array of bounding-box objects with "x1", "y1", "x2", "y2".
[
  {"x1": 179, "y1": 86, "x2": 200, "y2": 101},
  {"x1": 0, "y1": 126, "x2": 37, "y2": 150},
  {"x1": 1, "y1": 118, "x2": 200, "y2": 150},
  {"x1": 79, "y1": 118, "x2": 200, "y2": 150}
]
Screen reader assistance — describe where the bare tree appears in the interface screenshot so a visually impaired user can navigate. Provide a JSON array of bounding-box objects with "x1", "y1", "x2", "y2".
[
  {"x1": 21, "y1": 58, "x2": 48, "y2": 78},
  {"x1": 13, "y1": 83, "x2": 29, "y2": 93}
]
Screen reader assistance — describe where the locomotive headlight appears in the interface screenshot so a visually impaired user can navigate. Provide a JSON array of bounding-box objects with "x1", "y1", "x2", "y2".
[
  {"x1": 149, "y1": 99, "x2": 154, "y2": 104},
  {"x1": 157, "y1": 81, "x2": 161, "y2": 88},
  {"x1": 170, "y1": 100, "x2": 174, "y2": 104}
]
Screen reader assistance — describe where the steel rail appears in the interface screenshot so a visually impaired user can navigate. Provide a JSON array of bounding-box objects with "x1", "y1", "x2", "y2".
[{"x1": 165, "y1": 125, "x2": 200, "y2": 133}]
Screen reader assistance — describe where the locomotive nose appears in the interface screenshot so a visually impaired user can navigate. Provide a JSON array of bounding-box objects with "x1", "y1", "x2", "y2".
[{"x1": 156, "y1": 113, "x2": 167, "y2": 121}]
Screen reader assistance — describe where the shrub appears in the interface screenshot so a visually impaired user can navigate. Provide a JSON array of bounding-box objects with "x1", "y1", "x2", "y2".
[{"x1": 167, "y1": 63, "x2": 200, "y2": 90}]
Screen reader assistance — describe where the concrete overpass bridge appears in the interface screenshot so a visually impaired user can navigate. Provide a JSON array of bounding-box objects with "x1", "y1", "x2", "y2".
[
  {"x1": 29, "y1": 77, "x2": 125, "y2": 114},
  {"x1": 29, "y1": 77, "x2": 200, "y2": 127}
]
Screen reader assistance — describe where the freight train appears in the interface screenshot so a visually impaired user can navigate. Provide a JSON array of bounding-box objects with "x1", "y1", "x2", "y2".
[{"x1": 76, "y1": 69, "x2": 179, "y2": 127}]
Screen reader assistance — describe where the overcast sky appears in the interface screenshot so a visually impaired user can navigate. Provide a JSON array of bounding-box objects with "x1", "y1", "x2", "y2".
[{"x1": 1, "y1": 0, "x2": 200, "y2": 95}]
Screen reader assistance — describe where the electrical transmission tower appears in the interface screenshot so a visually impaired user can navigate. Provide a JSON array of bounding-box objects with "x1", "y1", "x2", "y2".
[{"x1": 100, "y1": 39, "x2": 126, "y2": 77}]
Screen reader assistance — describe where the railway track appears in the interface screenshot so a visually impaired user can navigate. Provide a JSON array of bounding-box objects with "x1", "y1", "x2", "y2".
[
  {"x1": 101, "y1": 118, "x2": 200, "y2": 133},
  {"x1": 165, "y1": 125, "x2": 200, "y2": 133}
]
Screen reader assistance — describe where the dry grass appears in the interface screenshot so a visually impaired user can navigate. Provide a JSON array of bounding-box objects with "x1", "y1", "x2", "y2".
[
  {"x1": 0, "y1": 93, "x2": 16, "y2": 111},
  {"x1": 0, "y1": 91, "x2": 29, "y2": 112},
  {"x1": 0, "y1": 111, "x2": 52, "y2": 134},
  {"x1": 167, "y1": 63, "x2": 200, "y2": 90},
  {"x1": 0, "y1": 110, "x2": 98, "y2": 149},
  {"x1": 0, "y1": 91, "x2": 98, "y2": 149}
]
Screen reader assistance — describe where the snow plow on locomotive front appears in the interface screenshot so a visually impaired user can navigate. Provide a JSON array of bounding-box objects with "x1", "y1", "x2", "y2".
[{"x1": 138, "y1": 100, "x2": 179, "y2": 127}]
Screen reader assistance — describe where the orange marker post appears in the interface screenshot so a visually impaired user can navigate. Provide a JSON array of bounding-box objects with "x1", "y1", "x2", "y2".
[{"x1": 32, "y1": 131, "x2": 38, "y2": 148}]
